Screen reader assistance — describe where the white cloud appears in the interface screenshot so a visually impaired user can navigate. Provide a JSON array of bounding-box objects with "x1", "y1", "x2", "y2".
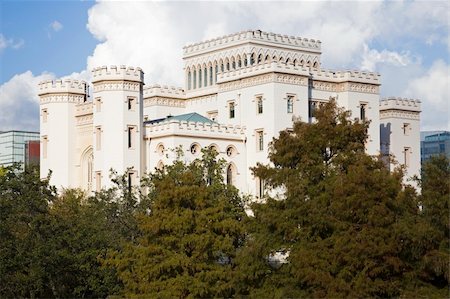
[
  {"x1": 0, "y1": 34, "x2": 24, "y2": 52},
  {"x1": 0, "y1": 71, "x2": 54, "y2": 131},
  {"x1": 50, "y1": 20, "x2": 63, "y2": 32},
  {"x1": 361, "y1": 44, "x2": 414, "y2": 72},
  {"x1": 402, "y1": 60, "x2": 450, "y2": 131}
]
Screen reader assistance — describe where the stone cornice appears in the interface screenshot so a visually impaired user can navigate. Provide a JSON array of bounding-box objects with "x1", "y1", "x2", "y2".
[
  {"x1": 76, "y1": 114, "x2": 94, "y2": 126},
  {"x1": 144, "y1": 97, "x2": 186, "y2": 108}
]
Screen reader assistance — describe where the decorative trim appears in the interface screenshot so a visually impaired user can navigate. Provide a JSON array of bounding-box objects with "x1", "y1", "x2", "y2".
[
  {"x1": 144, "y1": 97, "x2": 186, "y2": 108},
  {"x1": 76, "y1": 114, "x2": 94, "y2": 125},
  {"x1": 380, "y1": 110, "x2": 420, "y2": 120},
  {"x1": 93, "y1": 80, "x2": 141, "y2": 92},
  {"x1": 40, "y1": 94, "x2": 85, "y2": 104}
]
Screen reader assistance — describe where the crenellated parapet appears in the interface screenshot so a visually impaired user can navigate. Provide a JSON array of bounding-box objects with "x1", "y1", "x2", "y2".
[
  {"x1": 91, "y1": 65, "x2": 143, "y2": 84},
  {"x1": 144, "y1": 84, "x2": 185, "y2": 99},
  {"x1": 380, "y1": 97, "x2": 421, "y2": 112},
  {"x1": 146, "y1": 119, "x2": 246, "y2": 141},
  {"x1": 183, "y1": 30, "x2": 321, "y2": 57},
  {"x1": 38, "y1": 79, "x2": 87, "y2": 96},
  {"x1": 311, "y1": 69, "x2": 381, "y2": 85}
]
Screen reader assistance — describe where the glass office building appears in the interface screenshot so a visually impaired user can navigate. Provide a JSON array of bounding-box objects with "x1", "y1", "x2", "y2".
[
  {"x1": 0, "y1": 130, "x2": 40, "y2": 168},
  {"x1": 420, "y1": 131, "x2": 450, "y2": 163}
]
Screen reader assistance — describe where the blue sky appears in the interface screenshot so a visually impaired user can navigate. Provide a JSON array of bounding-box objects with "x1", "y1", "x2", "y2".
[{"x1": 0, "y1": 1, "x2": 448, "y2": 132}]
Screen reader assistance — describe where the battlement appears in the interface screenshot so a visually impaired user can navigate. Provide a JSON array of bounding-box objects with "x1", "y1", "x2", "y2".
[
  {"x1": 91, "y1": 65, "x2": 143, "y2": 83},
  {"x1": 217, "y1": 61, "x2": 310, "y2": 83},
  {"x1": 183, "y1": 30, "x2": 321, "y2": 57},
  {"x1": 311, "y1": 69, "x2": 381, "y2": 84},
  {"x1": 380, "y1": 97, "x2": 421, "y2": 111},
  {"x1": 144, "y1": 84, "x2": 185, "y2": 99},
  {"x1": 146, "y1": 119, "x2": 246, "y2": 140},
  {"x1": 380, "y1": 97, "x2": 421, "y2": 112},
  {"x1": 38, "y1": 79, "x2": 87, "y2": 96}
]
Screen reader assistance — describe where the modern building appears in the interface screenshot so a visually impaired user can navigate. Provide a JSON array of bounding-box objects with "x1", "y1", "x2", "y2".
[
  {"x1": 420, "y1": 131, "x2": 450, "y2": 163},
  {"x1": 0, "y1": 130, "x2": 40, "y2": 169},
  {"x1": 38, "y1": 30, "x2": 421, "y2": 195}
]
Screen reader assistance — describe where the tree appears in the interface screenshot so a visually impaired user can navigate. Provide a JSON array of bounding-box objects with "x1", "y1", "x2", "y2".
[
  {"x1": 106, "y1": 149, "x2": 247, "y2": 298},
  {"x1": 238, "y1": 100, "x2": 425, "y2": 297}
]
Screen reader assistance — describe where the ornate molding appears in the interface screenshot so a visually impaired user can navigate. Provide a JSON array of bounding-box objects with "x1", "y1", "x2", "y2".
[
  {"x1": 275, "y1": 73, "x2": 307, "y2": 85},
  {"x1": 76, "y1": 114, "x2": 94, "y2": 126},
  {"x1": 144, "y1": 97, "x2": 186, "y2": 108},
  {"x1": 310, "y1": 81, "x2": 379, "y2": 94},
  {"x1": 311, "y1": 80, "x2": 339, "y2": 92},
  {"x1": 40, "y1": 93, "x2": 85, "y2": 104},
  {"x1": 346, "y1": 82, "x2": 379, "y2": 94},
  {"x1": 93, "y1": 80, "x2": 141, "y2": 92},
  {"x1": 380, "y1": 110, "x2": 420, "y2": 120}
]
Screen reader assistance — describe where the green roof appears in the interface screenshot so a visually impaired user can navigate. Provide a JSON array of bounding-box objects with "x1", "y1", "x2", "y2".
[{"x1": 146, "y1": 113, "x2": 216, "y2": 125}]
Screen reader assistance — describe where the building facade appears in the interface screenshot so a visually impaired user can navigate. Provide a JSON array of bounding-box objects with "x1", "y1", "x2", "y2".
[
  {"x1": 38, "y1": 30, "x2": 421, "y2": 194},
  {"x1": 420, "y1": 131, "x2": 450, "y2": 163},
  {"x1": 0, "y1": 130, "x2": 40, "y2": 169}
]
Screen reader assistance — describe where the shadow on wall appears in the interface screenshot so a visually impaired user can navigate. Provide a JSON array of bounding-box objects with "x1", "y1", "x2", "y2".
[{"x1": 380, "y1": 122, "x2": 391, "y2": 170}]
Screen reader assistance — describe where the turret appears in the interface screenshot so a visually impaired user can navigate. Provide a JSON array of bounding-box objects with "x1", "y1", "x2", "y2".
[
  {"x1": 91, "y1": 65, "x2": 144, "y2": 191},
  {"x1": 38, "y1": 79, "x2": 87, "y2": 188},
  {"x1": 380, "y1": 97, "x2": 421, "y2": 186}
]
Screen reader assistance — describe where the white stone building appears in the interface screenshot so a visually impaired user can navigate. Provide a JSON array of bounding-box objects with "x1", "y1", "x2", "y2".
[{"x1": 38, "y1": 30, "x2": 421, "y2": 195}]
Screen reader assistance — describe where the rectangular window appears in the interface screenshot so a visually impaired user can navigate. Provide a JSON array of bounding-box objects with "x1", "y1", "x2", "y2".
[
  {"x1": 309, "y1": 101, "x2": 316, "y2": 118},
  {"x1": 403, "y1": 123, "x2": 410, "y2": 136},
  {"x1": 42, "y1": 109, "x2": 48, "y2": 123},
  {"x1": 256, "y1": 96, "x2": 263, "y2": 114},
  {"x1": 404, "y1": 147, "x2": 410, "y2": 167},
  {"x1": 42, "y1": 136, "x2": 48, "y2": 159},
  {"x1": 128, "y1": 126, "x2": 136, "y2": 149},
  {"x1": 360, "y1": 103, "x2": 367, "y2": 121},
  {"x1": 229, "y1": 102, "x2": 235, "y2": 119},
  {"x1": 256, "y1": 130, "x2": 264, "y2": 151},
  {"x1": 287, "y1": 95, "x2": 294, "y2": 113},
  {"x1": 96, "y1": 127, "x2": 102, "y2": 150},
  {"x1": 96, "y1": 171, "x2": 102, "y2": 192},
  {"x1": 95, "y1": 98, "x2": 101, "y2": 112},
  {"x1": 128, "y1": 97, "x2": 136, "y2": 111}
]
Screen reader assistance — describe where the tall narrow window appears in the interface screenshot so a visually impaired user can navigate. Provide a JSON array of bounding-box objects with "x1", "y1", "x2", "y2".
[
  {"x1": 199, "y1": 69, "x2": 202, "y2": 88},
  {"x1": 360, "y1": 103, "x2": 367, "y2": 121},
  {"x1": 403, "y1": 123, "x2": 410, "y2": 136},
  {"x1": 193, "y1": 70, "x2": 197, "y2": 89},
  {"x1": 188, "y1": 71, "x2": 192, "y2": 90},
  {"x1": 250, "y1": 53, "x2": 255, "y2": 65},
  {"x1": 287, "y1": 96, "x2": 294, "y2": 113},
  {"x1": 215, "y1": 65, "x2": 218, "y2": 82},
  {"x1": 128, "y1": 97, "x2": 136, "y2": 111},
  {"x1": 256, "y1": 130, "x2": 264, "y2": 151},
  {"x1": 95, "y1": 98, "x2": 101, "y2": 112},
  {"x1": 96, "y1": 171, "x2": 102, "y2": 192},
  {"x1": 309, "y1": 101, "x2": 316, "y2": 118},
  {"x1": 256, "y1": 177, "x2": 265, "y2": 199},
  {"x1": 209, "y1": 66, "x2": 213, "y2": 85},
  {"x1": 128, "y1": 126, "x2": 136, "y2": 149},
  {"x1": 404, "y1": 147, "x2": 411, "y2": 167},
  {"x1": 87, "y1": 154, "x2": 93, "y2": 190},
  {"x1": 42, "y1": 109, "x2": 48, "y2": 123},
  {"x1": 227, "y1": 164, "x2": 233, "y2": 185},
  {"x1": 257, "y1": 96, "x2": 263, "y2": 114},
  {"x1": 42, "y1": 136, "x2": 48, "y2": 159},
  {"x1": 96, "y1": 127, "x2": 101, "y2": 150},
  {"x1": 229, "y1": 102, "x2": 235, "y2": 119},
  {"x1": 204, "y1": 68, "x2": 207, "y2": 87}
]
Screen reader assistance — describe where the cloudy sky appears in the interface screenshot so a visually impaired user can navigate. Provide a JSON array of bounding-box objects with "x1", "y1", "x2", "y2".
[{"x1": 0, "y1": 0, "x2": 448, "y2": 132}]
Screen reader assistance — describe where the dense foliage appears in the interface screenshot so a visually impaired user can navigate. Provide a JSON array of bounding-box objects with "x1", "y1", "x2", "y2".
[{"x1": 1, "y1": 102, "x2": 448, "y2": 298}]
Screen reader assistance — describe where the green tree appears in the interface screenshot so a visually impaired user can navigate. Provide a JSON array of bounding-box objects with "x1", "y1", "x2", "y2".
[
  {"x1": 106, "y1": 149, "x2": 247, "y2": 298},
  {"x1": 0, "y1": 164, "x2": 56, "y2": 298},
  {"x1": 238, "y1": 100, "x2": 425, "y2": 297}
]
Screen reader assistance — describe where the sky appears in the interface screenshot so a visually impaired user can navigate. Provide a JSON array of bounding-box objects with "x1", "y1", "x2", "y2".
[{"x1": 0, "y1": 0, "x2": 448, "y2": 132}]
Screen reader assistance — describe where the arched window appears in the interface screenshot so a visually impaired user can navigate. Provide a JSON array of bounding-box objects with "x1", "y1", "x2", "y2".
[
  {"x1": 226, "y1": 164, "x2": 236, "y2": 186},
  {"x1": 199, "y1": 68, "x2": 202, "y2": 88},
  {"x1": 187, "y1": 71, "x2": 192, "y2": 90},
  {"x1": 221, "y1": 63, "x2": 224, "y2": 72},
  {"x1": 193, "y1": 70, "x2": 197, "y2": 89},
  {"x1": 215, "y1": 65, "x2": 218, "y2": 82},
  {"x1": 209, "y1": 66, "x2": 213, "y2": 85},
  {"x1": 293, "y1": 59, "x2": 297, "y2": 66},
  {"x1": 81, "y1": 147, "x2": 93, "y2": 192},
  {"x1": 157, "y1": 160, "x2": 164, "y2": 171},
  {"x1": 250, "y1": 53, "x2": 255, "y2": 65},
  {"x1": 204, "y1": 68, "x2": 208, "y2": 87},
  {"x1": 257, "y1": 54, "x2": 262, "y2": 63},
  {"x1": 237, "y1": 56, "x2": 242, "y2": 68},
  {"x1": 313, "y1": 61, "x2": 318, "y2": 68}
]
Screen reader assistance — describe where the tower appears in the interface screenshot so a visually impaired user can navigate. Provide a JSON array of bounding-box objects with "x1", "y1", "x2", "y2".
[
  {"x1": 91, "y1": 65, "x2": 144, "y2": 191},
  {"x1": 38, "y1": 79, "x2": 87, "y2": 188},
  {"x1": 380, "y1": 98, "x2": 421, "y2": 185}
]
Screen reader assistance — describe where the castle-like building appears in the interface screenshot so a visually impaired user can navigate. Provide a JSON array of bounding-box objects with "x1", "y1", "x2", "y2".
[{"x1": 39, "y1": 30, "x2": 421, "y2": 195}]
